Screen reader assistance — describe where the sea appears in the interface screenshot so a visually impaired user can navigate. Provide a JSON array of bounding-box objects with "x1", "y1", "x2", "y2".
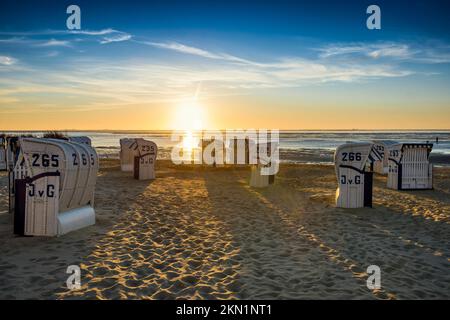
[{"x1": 2, "y1": 130, "x2": 450, "y2": 165}]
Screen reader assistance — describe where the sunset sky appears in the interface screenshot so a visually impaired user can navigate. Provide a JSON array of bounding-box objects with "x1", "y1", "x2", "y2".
[{"x1": 1, "y1": 0, "x2": 450, "y2": 130}]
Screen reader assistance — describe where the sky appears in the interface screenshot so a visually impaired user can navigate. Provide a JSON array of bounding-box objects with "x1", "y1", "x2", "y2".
[{"x1": 0, "y1": 0, "x2": 450, "y2": 130}]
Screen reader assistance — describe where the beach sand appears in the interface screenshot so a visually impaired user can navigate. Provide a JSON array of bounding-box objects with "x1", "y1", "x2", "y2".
[{"x1": 0, "y1": 160, "x2": 448, "y2": 299}]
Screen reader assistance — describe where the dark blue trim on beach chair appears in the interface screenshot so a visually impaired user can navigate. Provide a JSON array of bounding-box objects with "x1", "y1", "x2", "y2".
[
  {"x1": 339, "y1": 165, "x2": 366, "y2": 174},
  {"x1": 137, "y1": 152, "x2": 155, "y2": 159},
  {"x1": 370, "y1": 147, "x2": 383, "y2": 161},
  {"x1": 364, "y1": 172, "x2": 373, "y2": 207},
  {"x1": 14, "y1": 171, "x2": 61, "y2": 236},
  {"x1": 388, "y1": 157, "x2": 400, "y2": 166},
  {"x1": 388, "y1": 158, "x2": 403, "y2": 190},
  {"x1": 24, "y1": 171, "x2": 60, "y2": 183},
  {"x1": 128, "y1": 140, "x2": 139, "y2": 151}
]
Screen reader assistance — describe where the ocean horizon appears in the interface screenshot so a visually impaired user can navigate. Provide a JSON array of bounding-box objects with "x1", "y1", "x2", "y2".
[{"x1": 2, "y1": 130, "x2": 449, "y2": 164}]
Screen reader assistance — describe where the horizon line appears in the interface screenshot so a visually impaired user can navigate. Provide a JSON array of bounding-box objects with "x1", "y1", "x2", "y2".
[{"x1": 1, "y1": 129, "x2": 450, "y2": 132}]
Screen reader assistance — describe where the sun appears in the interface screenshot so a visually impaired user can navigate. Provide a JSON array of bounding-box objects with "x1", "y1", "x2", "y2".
[{"x1": 173, "y1": 99, "x2": 205, "y2": 131}]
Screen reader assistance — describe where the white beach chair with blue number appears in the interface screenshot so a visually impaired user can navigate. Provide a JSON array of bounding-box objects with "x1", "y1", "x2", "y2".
[
  {"x1": 11, "y1": 138, "x2": 98, "y2": 236},
  {"x1": 335, "y1": 142, "x2": 381, "y2": 208},
  {"x1": 387, "y1": 143, "x2": 433, "y2": 190}
]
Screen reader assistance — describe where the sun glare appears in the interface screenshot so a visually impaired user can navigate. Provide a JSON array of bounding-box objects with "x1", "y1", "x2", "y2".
[
  {"x1": 173, "y1": 99, "x2": 205, "y2": 131},
  {"x1": 182, "y1": 130, "x2": 198, "y2": 150},
  {"x1": 172, "y1": 99, "x2": 206, "y2": 154}
]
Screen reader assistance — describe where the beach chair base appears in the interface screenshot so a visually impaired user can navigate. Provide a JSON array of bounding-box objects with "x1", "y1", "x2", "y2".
[
  {"x1": 58, "y1": 206, "x2": 95, "y2": 235},
  {"x1": 121, "y1": 164, "x2": 134, "y2": 172},
  {"x1": 249, "y1": 165, "x2": 275, "y2": 188}
]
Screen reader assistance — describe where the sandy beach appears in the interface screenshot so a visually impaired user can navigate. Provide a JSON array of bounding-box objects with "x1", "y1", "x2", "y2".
[{"x1": 0, "y1": 159, "x2": 448, "y2": 300}]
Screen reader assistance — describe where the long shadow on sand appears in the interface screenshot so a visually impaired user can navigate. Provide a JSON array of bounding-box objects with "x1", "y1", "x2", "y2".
[
  {"x1": 56, "y1": 164, "x2": 245, "y2": 300},
  {"x1": 0, "y1": 163, "x2": 153, "y2": 299},
  {"x1": 246, "y1": 171, "x2": 450, "y2": 299},
  {"x1": 202, "y1": 167, "x2": 378, "y2": 299}
]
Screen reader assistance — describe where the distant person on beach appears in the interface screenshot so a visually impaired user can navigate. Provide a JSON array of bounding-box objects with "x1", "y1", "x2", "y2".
[{"x1": 436, "y1": 137, "x2": 439, "y2": 144}]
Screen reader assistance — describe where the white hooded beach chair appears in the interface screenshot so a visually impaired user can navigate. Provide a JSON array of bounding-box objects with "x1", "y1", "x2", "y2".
[
  {"x1": 249, "y1": 141, "x2": 278, "y2": 188},
  {"x1": 119, "y1": 138, "x2": 157, "y2": 179},
  {"x1": 133, "y1": 139, "x2": 158, "y2": 180},
  {"x1": 335, "y1": 142, "x2": 381, "y2": 208},
  {"x1": 68, "y1": 136, "x2": 92, "y2": 146},
  {"x1": 372, "y1": 140, "x2": 397, "y2": 174},
  {"x1": 0, "y1": 137, "x2": 6, "y2": 171},
  {"x1": 11, "y1": 138, "x2": 98, "y2": 236},
  {"x1": 387, "y1": 143, "x2": 433, "y2": 190}
]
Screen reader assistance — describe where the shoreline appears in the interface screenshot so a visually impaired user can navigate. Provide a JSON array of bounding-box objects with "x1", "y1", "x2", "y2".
[{"x1": 95, "y1": 148, "x2": 450, "y2": 166}]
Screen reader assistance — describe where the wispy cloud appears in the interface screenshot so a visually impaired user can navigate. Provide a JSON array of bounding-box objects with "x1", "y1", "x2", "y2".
[
  {"x1": 101, "y1": 34, "x2": 132, "y2": 44},
  {"x1": 318, "y1": 42, "x2": 450, "y2": 64},
  {"x1": 0, "y1": 56, "x2": 17, "y2": 65},
  {"x1": 0, "y1": 52, "x2": 414, "y2": 114},
  {"x1": 69, "y1": 28, "x2": 132, "y2": 44},
  {"x1": 0, "y1": 37, "x2": 72, "y2": 47},
  {"x1": 36, "y1": 39, "x2": 72, "y2": 47},
  {"x1": 140, "y1": 41, "x2": 223, "y2": 59},
  {"x1": 68, "y1": 28, "x2": 119, "y2": 36},
  {"x1": 2, "y1": 34, "x2": 449, "y2": 114},
  {"x1": 0, "y1": 28, "x2": 131, "y2": 47},
  {"x1": 134, "y1": 40, "x2": 415, "y2": 82},
  {"x1": 0, "y1": 28, "x2": 118, "y2": 36},
  {"x1": 367, "y1": 44, "x2": 412, "y2": 59},
  {"x1": 0, "y1": 37, "x2": 27, "y2": 44},
  {"x1": 137, "y1": 40, "x2": 261, "y2": 66}
]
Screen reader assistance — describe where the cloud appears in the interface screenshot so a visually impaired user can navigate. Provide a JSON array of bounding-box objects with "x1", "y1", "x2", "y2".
[
  {"x1": 318, "y1": 42, "x2": 450, "y2": 63},
  {"x1": 137, "y1": 40, "x2": 261, "y2": 66},
  {"x1": 45, "y1": 51, "x2": 60, "y2": 57},
  {"x1": 66, "y1": 28, "x2": 133, "y2": 44},
  {"x1": 0, "y1": 37, "x2": 72, "y2": 47},
  {"x1": 0, "y1": 28, "x2": 119, "y2": 36},
  {"x1": 3, "y1": 37, "x2": 449, "y2": 113},
  {"x1": 318, "y1": 43, "x2": 414, "y2": 59},
  {"x1": 367, "y1": 44, "x2": 412, "y2": 59},
  {"x1": 68, "y1": 28, "x2": 119, "y2": 36},
  {"x1": 138, "y1": 40, "x2": 450, "y2": 71},
  {"x1": 36, "y1": 39, "x2": 72, "y2": 47},
  {"x1": 139, "y1": 41, "x2": 226, "y2": 59},
  {"x1": 0, "y1": 37, "x2": 27, "y2": 44},
  {"x1": 318, "y1": 45, "x2": 368, "y2": 58},
  {"x1": 0, "y1": 56, "x2": 17, "y2": 65},
  {"x1": 0, "y1": 53, "x2": 414, "y2": 113},
  {"x1": 100, "y1": 34, "x2": 132, "y2": 44},
  {"x1": 0, "y1": 28, "x2": 130, "y2": 48}
]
